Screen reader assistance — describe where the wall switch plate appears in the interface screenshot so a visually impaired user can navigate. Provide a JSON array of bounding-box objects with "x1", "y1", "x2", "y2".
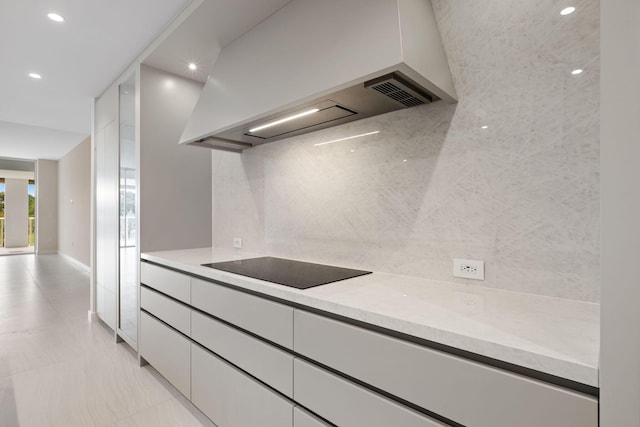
[
  {"x1": 233, "y1": 237, "x2": 243, "y2": 249},
  {"x1": 453, "y1": 258, "x2": 485, "y2": 280},
  {"x1": 453, "y1": 291, "x2": 485, "y2": 315}
]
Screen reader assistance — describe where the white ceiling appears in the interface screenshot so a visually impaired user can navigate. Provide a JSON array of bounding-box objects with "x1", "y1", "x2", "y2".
[
  {"x1": 0, "y1": 0, "x2": 192, "y2": 160},
  {"x1": 144, "y1": 0, "x2": 291, "y2": 83},
  {"x1": 0, "y1": 0, "x2": 291, "y2": 162}
]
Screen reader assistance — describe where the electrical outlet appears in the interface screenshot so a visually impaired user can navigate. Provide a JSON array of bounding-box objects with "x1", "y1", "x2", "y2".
[
  {"x1": 453, "y1": 259, "x2": 485, "y2": 280},
  {"x1": 233, "y1": 237, "x2": 243, "y2": 249},
  {"x1": 453, "y1": 291, "x2": 485, "y2": 314}
]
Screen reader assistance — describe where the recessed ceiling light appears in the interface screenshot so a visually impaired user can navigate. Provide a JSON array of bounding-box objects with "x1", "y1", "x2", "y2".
[
  {"x1": 188, "y1": 63, "x2": 197, "y2": 71},
  {"x1": 560, "y1": 7, "x2": 575, "y2": 15},
  {"x1": 571, "y1": 68, "x2": 584, "y2": 75},
  {"x1": 47, "y1": 13, "x2": 64, "y2": 22},
  {"x1": 481, "y1": 125, "x2": 489, "y2": 129},
  {"x1": 28, "y1": 73, "x2": 42, "y2": 79}
]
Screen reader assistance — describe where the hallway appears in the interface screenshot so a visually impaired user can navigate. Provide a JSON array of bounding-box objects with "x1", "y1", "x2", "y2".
[{"x1": 0, "y1": 254, "x2": 212, "y2": 427}]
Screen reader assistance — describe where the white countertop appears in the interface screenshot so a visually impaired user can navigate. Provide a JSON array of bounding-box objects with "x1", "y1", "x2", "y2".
[{"x1": 141, "y1": 247, "x2": 600, "y2": 387}]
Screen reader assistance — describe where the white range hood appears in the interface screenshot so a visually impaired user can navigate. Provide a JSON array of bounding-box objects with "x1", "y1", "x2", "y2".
[{"x1": 180, "y1": 0, "x2": 457, "y2": 152}]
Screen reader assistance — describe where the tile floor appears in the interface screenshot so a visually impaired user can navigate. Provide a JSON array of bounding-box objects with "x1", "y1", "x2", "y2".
[{"x1": 0, "y1": 254, "x2": 214, "y2": 427}]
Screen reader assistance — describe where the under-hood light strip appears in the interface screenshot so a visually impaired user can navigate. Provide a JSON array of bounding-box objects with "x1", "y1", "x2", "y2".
[
  {"x1": 249, "y1": 108, "x2": 320, "y2": 133},
  {"x1": 314, "y1": 131, "x2": 380, "y2": 147}
]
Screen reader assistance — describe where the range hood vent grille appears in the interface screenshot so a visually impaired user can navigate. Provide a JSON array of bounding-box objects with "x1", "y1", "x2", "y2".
[
  {"x1": 365, "y1": 74, "x2": 433, "y2": 108},
  {"x1": 373, "y1": 82, "x2": 425, "y2": 107}
]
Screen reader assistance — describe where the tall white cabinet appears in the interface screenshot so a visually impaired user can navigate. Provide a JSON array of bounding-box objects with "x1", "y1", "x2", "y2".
[
  {"x1": 93, "y1": 64, "x2": 212, "y2": 345},
  {"x1": 94, "y1": 85, "x2": 119, "y2": 330}
]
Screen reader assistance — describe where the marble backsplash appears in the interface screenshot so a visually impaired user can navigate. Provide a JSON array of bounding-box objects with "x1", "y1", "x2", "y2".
[{"x1": 211, "y1": 0, "x2": 600, "y2": 302}]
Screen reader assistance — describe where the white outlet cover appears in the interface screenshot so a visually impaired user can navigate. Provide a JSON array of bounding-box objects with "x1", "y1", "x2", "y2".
[
  {"x1": 453, "y1": 258, "x2": 485, "y2": 280},
  {"x1": 233, "y1": 237, "x2": 243, "y2": 249}
]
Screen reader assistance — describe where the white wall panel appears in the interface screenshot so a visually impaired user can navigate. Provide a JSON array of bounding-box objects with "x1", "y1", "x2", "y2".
[
  {"x1": 58, "y1": 136, "x2": 91, "y2": 267},
  {"x1": 600, "y1": 0, "x2": 640, "y2": 425},
  {"x1": 35, "y1": 160, "x2": 58, "y2": 253},
  {"x1": 139, "y1": 65, "x2": 211, "y2": 252}
]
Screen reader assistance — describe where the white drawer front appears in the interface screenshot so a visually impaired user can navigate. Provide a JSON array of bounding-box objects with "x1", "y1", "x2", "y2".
[
  {"x1": 140, "y1": 262, "x2": 190, "y2": 303},
  {"x1": 294, "y1": 359, "x2": 444, "y2": 427},
  {"x1": 293, "y1": 407, "x2": 331, "y2": 427},
  {"x1": 191, "y1": 310, "x2": 293, "y2": 397},
  {"x1": 141, "y1": 287, "x2": 190, "y2": 336},
  {"x1": 191, "y1": 278, "x2": 293, "y2": 349},
  {"x1": 191, "y1": 344, "x2": 293, "y2": 427},
  {"x1": 294, "y1": 310, "x2": 597, "y2": 427},
  {"x1": 140, "y1": 312, "x2": 190, "y2": 398}
]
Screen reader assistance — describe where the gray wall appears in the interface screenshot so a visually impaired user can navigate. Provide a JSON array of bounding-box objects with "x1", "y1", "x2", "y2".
[
  {"x1": 600, "y1": 0, "x2": 640, "y2": 425},
  {"x1": 4, "y1": 178, "x2": 29, "y2": 247},
  {"x1": 58, "y1": 136, "x2": 91, "y2": 267},
  {"x1": 36, "y1": 160, "x2": 58, "y2": 253},
  {"x1": 140, "y1": 65, "x2": 212, "y2": 252}
]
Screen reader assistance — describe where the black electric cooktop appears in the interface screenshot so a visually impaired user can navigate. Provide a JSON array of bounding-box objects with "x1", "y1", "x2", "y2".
[{"x1": 201, "y1": 257, "x2": 372, "y2": 290}]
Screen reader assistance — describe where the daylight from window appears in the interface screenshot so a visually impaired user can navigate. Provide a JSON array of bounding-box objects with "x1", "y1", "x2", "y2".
[
  {"x1": 0, "y1": 182, "x2": 36, "y2": 248},
  {"x1": 0, "y1": 182, "x2": 4, "y2": 247},
  {"x1": 28, "y1": 182, "x2": 35, "y2": 246}
]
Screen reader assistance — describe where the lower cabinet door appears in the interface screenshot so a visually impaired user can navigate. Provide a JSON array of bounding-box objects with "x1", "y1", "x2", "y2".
[
  {"x1": 191, "y1": 311, "x2": 294, "y2": 397},
  {"x1": 139, "y1": 312, "x2": 191, "y2": 398},
  {"x1": 294, "y1": 407, "x2": 331, "y2": 427},
  {"x1": 294, "y1": 359, "x2": 445, "y2": 427},
  {"x1": 294, "y1": 310, "x2": 597, "y2": 427},
  {"x1": 191, "y1": 344, "x2": 294, "y2": 427}
]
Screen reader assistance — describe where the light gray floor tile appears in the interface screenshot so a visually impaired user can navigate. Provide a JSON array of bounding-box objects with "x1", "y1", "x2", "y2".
[
  {"x1": 0, "y1": 254, "x2": 210, "y2": 427},
  {"x1": 113, "y1": 397, "x2": 217, "y2": 427},
  {"x1": 0, "y1": 376, "x2": 20, "y2": 427}
]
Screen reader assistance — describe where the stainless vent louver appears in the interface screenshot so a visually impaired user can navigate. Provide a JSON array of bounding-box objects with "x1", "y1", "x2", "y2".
[{"x1": 365, "y1": 74, "x2": 433, "y2": 107}]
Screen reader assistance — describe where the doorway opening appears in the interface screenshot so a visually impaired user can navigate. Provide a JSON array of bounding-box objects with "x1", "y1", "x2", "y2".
[
  {"x1": 0, "y1": 177, "x2": 36, "y2": 255},
  {"x1": 0, "y1": 163, "x2": 36, "y2": 256}
]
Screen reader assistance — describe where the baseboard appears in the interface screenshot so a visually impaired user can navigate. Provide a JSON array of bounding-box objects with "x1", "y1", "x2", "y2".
[{"x1": 58, "y1": 251, "x2": 91, "y2": 272}]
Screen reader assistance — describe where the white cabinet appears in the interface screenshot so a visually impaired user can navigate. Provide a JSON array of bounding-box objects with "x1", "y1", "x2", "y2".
[
  {"x1": 95, "y1": 84, "x2": 119, "y2": 331},
  {"x1": 94, "y1": 64, "x2": 211, "y2": 339},
  {"x1": 140, "y1": 287, "x2": 190, "y2": 336},
  {"x1": 294, "y1": 359, "x2": 444, "y2": 427},
  {"x1": 139, "y1": 312, "x2": 190, "y2": 398},
  {"x1": 191, "y1": 310, "x2": 293, "y2": 397},
  {"x1": 294, "y1": 310, "x2": 597, "y2": 427},
  {"x1": 191, "y1": 344, "x2": 293, "y2": 427},
  {"x1": 136, "y1": 260, "x2": 598, "y2": 427},
  {"x1": 140, "y1": 262, "x2": 190, "y2": 303},
  {"x1": 191, "y1": 277, "x2": 293, "y2": 349},
  {"x1": 293, "y1": 407, "x2": 331, "y2": 427},
  {"x1": 138, "y1": 264, "x2": 295, "y2": 426}
]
